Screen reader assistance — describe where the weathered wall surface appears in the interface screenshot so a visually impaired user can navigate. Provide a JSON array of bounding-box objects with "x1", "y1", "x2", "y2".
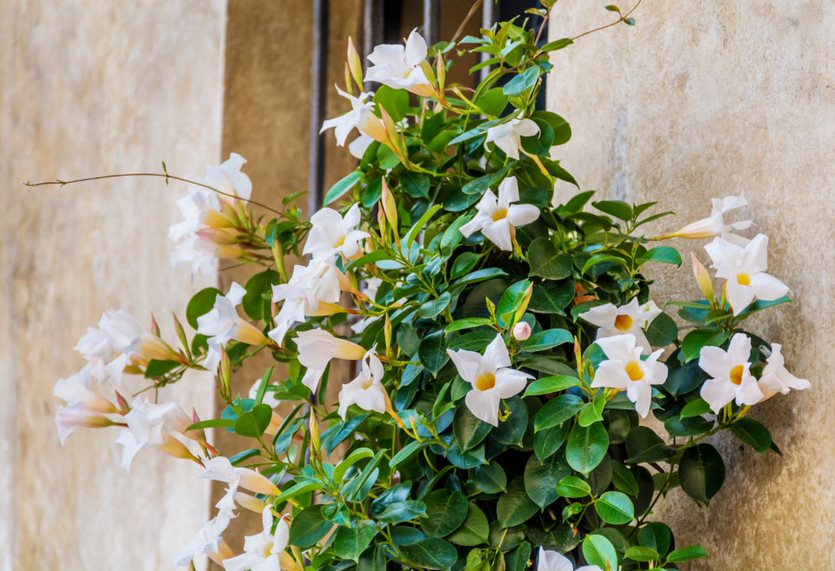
[
  {"x1": 548, "y1": 2, "x2": 834, "y2": 569},
  {"x1": 0, "y1": 1, "x2": 226, "y2": 569}
]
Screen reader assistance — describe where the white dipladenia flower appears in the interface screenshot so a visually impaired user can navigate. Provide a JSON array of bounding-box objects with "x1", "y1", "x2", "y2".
[
  {"x1": 698, "y1": 333, "x2": 764, "y2": 413},
  {"x1": 268, "y1": 259, "x2": 346, "y2": 345},
  {"x1": 205, "y1": 152, "x2": 253, "y2": 201},
  {"x1": 536, "y1": 547, "x2": 603, "y2": 571},
  {"x1": 704, "y1": 233, "x2": 789, "y2": 316},
  {"x1": 447, "y1": 334, "x2": 532, "y2": 426},
  {"x1": 459, "y1": 177, "x2": 540, "y2": 251},
  {"x1": 115, "y1": 397, "x2": 200, "y2": 470},
  {"x1": 338, "y1": 349, "x2": 387, "y2": 419},
  {"x1": 303, "y1": 203, "x2": 370, "y2": 261},
  {"x1": 201, "y1": 456, "x2": 281, "y2": 498},
  {"x1": 295, "y1": 329, "x2": 367, "y2": 392},
  {"x1": 176, "y1": 514, "x2": 234, "y2": 568},
  {"x1": 759, "y1": 343, "x2": 811, "y2": 399},
  {"x1": 668, "y1": 195, "x2": 752, "y2": 244},
  {"x1": 198, "y1": 282, "x2": 269, "y2": 372},
  {"x1": 54, "y1": 361, "x2": 124, "y2": 444},
  {"x1": 485, "y1": 116, "x2": 540, "y2": 160},
  {"x1": 366, "y1": 29, "x2": 433, "y2": 96},
  {"x1": 169, "y1": 189, "x2": 223, "y2": 276},
  {"x1": 592, "y1": 334, "x2": 668, "y2": 418},
  {"x1": 223, "y1": 507, "x2": 291, "y2": 571},
  {"x1": 320, "y1": 88, "x2": 378, "y2": 155},
  {"x1": 579, "y1": 298, "x2": 662, "y2": 351},
  {"x1": 75, "y1": 308, "x2": 143, "y2": 362}
]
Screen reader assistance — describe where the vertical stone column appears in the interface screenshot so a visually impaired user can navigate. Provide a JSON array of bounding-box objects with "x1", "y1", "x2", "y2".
[
  {"x1": 0, "y1": 1, "x2": 226, "y2": 569},
  {"x1": 547, "y1": 2, "x2": 835, "y2": 568}
]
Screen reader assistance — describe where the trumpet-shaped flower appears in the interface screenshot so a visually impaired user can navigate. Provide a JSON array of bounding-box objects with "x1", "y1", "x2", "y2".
[
  {"x1": 366, "y1": 29, "x2": 433, "y2": 96},
  {"x1": 53, "y1": 361, "x2": 125, "y2": 443},
  {"x1": 447, "y1": 334, "x2": 532, "y2": 426},
  {"x1": 268, "y1": 259, "x2": 346, "y2": 345},
  {"x1": 198, "y1": 282, "x2": 269, "y2": 371},
  {"x1": 205, "y1": 152, "x2": 253, "y2": 201},
  {"x1": 201, "y1": 456, "x2": 281, "y2": 497},
  {"x1": 320, "y1": 88, "x2": 377, "y2": 148},
  {"x1": 169, "y1": 189, "x2": 223, "y2": 276},
  {"x1": 295, "y1": 329, "x2": 367, "y2": 392},
  {"x1": 698, "y1": 333, "x2": 764, "y2": 413},
  {"x1": 303, "y1": 203, "x2": 369, "y2": 261},
  {"x1": 667, "y1": 195, "x2": 752, "y2": 244},
  {"x1": 704, "y1": 233, "x2": 789, "y2": 316},
  {"x1": 593, "y1": 334, "x2": 667, "y2": 418},
  {"x1": 176, "y1": 515, "x2": 234, "y2": 568},
  {"x1": 75, "y1": 308, "x2": 143, "y2": 362},
  {"x1": 115, "y1": 397, "x2": 200, "y2": 470},
  {"x1": 579, "y1": 298, "x2": 662, "y2": 351},
  {"x1": 338, "y1": 349, "x2": 387, "y2": 419},
  {"x1": 485, "y1": 117, "x2": 540, "y2": 160},
  {"x1": 459, "y1": 177, "x2": 540, "y2": 251},
  {"x1": 223, "y1": 507, "x2": 291, "y2": 571},
  {"x1": 536, "y1": 548, "x2": 603, "y2": 571},
  {"x1": 759, "y1": 343, "x2": 811, "y2": 399}
]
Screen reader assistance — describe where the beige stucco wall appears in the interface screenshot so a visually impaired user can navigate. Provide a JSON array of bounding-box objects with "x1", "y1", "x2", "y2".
[
  {"x1": 0, "y1": 1, "x2": 226, "y2": 569},
  {"x1": 548, "y1": 2, "x2": 834, "y2": 569}
]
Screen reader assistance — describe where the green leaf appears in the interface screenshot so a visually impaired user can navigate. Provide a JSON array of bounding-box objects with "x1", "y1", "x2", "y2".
[
  {"x1": 496, "y1": 279, "x2": 532, "y2": 326},
  {"x1": 679, "y1": 444, "x2": 726, "y2": 502},
  {"x1": 557, "y1": 475, "x2": 591, "y2": 498},
  {"x1": 641, "y1": 246, "x2": 682, "y2": 266},
  {"x1": 454, "y1": 406, "x2": 493, "y2": 451},
  {"x1": 680, "y1": 398, "x2": 711, "y2": 418},
  {"x1": 666, "y1": 545, "x2": 709, "y2": 563},
  {"x1": 474, "y1": 88, "x2": 509, "y2": 117},
  {"x1": 289, "y1": 505, "x2": 333, "y2": 549},
  {"x1": 323, "y1": 170, "x2": 361, "y2": 205},
  {"x1": 186, "y1": 287, "x2": 222, "y2": 328},
  {"x1": 645, "y1": 312, "x2": 679, "y2": 347},
  {"x1": 593, "y1": 200, "x2": 633, "y2": 220},
  {"x1": 419, "y1": 331, "x2": 449, "y2": 376},
  {"x1": 401, "y1": 171, "x2": 430, "y2": 199},
  {"x1": 497, "y1": 477, "x2": 539, "y2": 528},
  {"x1": 493, "y1": 396, "x2": 530, "y2": 446},
  {"x1": 528, "y1": 280, "x2": 574, "y2": 314},
  {"x1": 333, "y1": 520, "x2": 378, "y2": 561},
  {"x1": 143, "y1": 359, "x2": 180, "y2": 378},
  {"x1": 524, "y1": 374, "x2": 580, "y2": 397},
  {"x1": 243, "y1": 270, "x2": 280, "y2": 320},
  {"x1": 582, "y1": 534, "x2": 618, "y2": 571},
  {"x1": 625, "y1": 426, "x2": 675, "y2": 463},
  {"x1": 730, "y1": 417, "x2": 773, "y2": 453},
  {"x1": 566, "y1": 422, "x2": 609, "y2": 474},
  {"x1": 374, "y1": 85, "x2": 410, "y2": 121},
  {"x1": 528, "y1": 238, "x2": 572, "y2": 279},
  {"x1": 638, "y1": 522, "x2": 672, "y2": 557},
  {"x1": 419, "y1": 292, "x2": 452, "y2": 319},
  {"x1": 541, "y1": 37, "x2": 573, "y2": 52},
  {"x1": 535, "y1": 394, "x2": 585, "y2": 432},
  {"x1": 389, "y1": 440, "x2": 432, "y2": 469},
  {"x1": 524, "y1": 455, "x2": 569, "y2": 509},
  {"x1": 681, "y1": 329, "x2": 730, "y2": 362},
  {"x1": 472, "y1": 462, "x2": 507, "y2": 494},
  {"x1": 375, "y1": 500, "x2": 427, "y2": 524},
  {"x1": 421, "y1": 489, "x2": 469, "y2": 537},
  {"x1": 625, "y1": 546, "x2": 660, "y2": 562},
  {"x1": 594, "y1": 491, "x2": 635, "y2": 525},
  {"x1": 334, "y1": 447, "x2": 375, "y2": 483},
  {"x1": 186, "y1": 418, "x2": 236, "y2": 431},
  {"x1": 581, "y1": 254, "x2": 628, "y2": 275},
  {"x1": 233, "y1": 404, "x2": 273, "y2": 437},
  {"x1": 534, "y1": 423, "x2": 569, "y2": 461},
  {"x1": 445, "y1": 317, "x2": 493, "y2": 333},
  {"x1": 503, "y1": 66, "x2": 540, "y2": 97},
  {"x1": 398, "y1": 538, "x2": 458, "y2": 569},
  {"x1": 523, "y1": 329, "x2": 573, "y2": 352},
  {"x1": 447, "y1": 502, "x2": 489, "y2": 546}
]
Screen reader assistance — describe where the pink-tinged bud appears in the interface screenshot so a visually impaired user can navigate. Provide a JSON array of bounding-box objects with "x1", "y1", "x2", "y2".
[
  {"x1": 512, "y1": 322, "x2": 532, "y2": 341},
  {"x1": 238, "y1": 468, "x2": 281, "y2": 496},
  {"x1": 691, "y1": 252, "x2": 715, "y2": 301},
  {"x1": 234, "y1": 492, "x2": 267, "y2": 514},
  {"x1": 55, "y1": 406, "x2": 114, "y2": 445},
  {"x1": 158, "y1": 435, "x2": 200, "y2": 463},
  {"x1": 136, "y1": 336, "x2": 180, "y2": 363},
  {"x1": 196, "y1": 227, "x2": 239, "y2": 246},
  {"x1": 233, "y1": 321, "x2": 270, "y2": 346}
]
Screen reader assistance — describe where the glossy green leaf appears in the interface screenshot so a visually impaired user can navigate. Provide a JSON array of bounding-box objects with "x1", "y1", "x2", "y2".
[{"x1": 566, "y1": 422, "x2": 609, "y2": 474}]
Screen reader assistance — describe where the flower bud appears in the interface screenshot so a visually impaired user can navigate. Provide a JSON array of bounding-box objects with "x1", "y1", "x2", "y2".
[
  {"x1": 512, "y1": 322, "x2": 532, "y2": 341},
  {"x1": 691, "y1": 252, "x2": 715, "y2": 301}
]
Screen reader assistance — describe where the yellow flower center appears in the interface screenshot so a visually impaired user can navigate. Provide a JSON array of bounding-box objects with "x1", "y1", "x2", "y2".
[
  {"x1": 614, "y1": 314, "x2": 634, "y2": 332},
  {"x1": 334, "y1": 234, "x2": 346, "y2": 248},
  {"x1": 475, "y1": 372, "x2": 497, "y2": 391},
  {"x1": 737, "y1": 273, "x2": 752, "y2": 286},
  {"x1": 361, "y1": 377, "x2": 375, "y2": 390},
  {"x1": 491, "y1": 207, "x2": 508, "y2": 222},
  {"x1": 625, "y1": 361, "x2": 644, "y2": 381},
  {"x1": 730, "y1": 364, "x2": 745, "y2": 385}
]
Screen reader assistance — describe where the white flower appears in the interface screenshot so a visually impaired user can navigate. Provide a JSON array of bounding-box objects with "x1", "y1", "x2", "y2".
[
  {"x1": 669, "y1": 195, "x2": 752, "y2": 244},
  {"x1": 198, "y1": 282, "x2": 269, "y2": 371},
  {"x1": 320, "y1": 88, "x2": 377, "y2": 149},
  {"x1": 459, "y1": 177, "x2": 540, "y2": 251},
  {"x1": 223, "y1": 507, "x2": 290, "y2": 571},
  {"x1": 176, "y1": 514, "x2": 234, "y2": 567},
  {"x1": 348, "y1": 133, "x2": 374, "y2": 159},
  {"x1": 169, "y1": 189, "x2": 223, "y2": 276},
  {"x1": 698, "y1": 333, "x2": 764, "y2": 413},
  {"x1": 303, "y1": 203, "x2": 370, "y2": 261},
  {"x1": 579, "y1": 298, "x2": 662, "y2": 351},
  {"x1": 115, "y1": 397, "x2": 199, "y2": 470},
  {"x1": 592, "y1": 334, "x2": 667, "y2": 418},
  {"x1": 53, "y1": 361, "x2": 125, "y2": 443},
  {"x1": 55, "y1": 405, "x2": 115, "y2": 445},
  {"x1": 338, "y1": 349, "x2": 387, "y2": 419},
  {"x1": 268, "y1": 260, "x2": 345, "y2": 345},
  {"x1": 759, "y1": 343, "x2": 811, "y2": 399},
  {"x1": 366, "y1": 29, "x2": 433, "y2": 96},
  {"x1": 295, "y1": 329, "x2": 367, "y2": 392},
  {"x1": 485, "y1": 117, "x2": 540, "y2": 160},
  {"x1": 75, "y1": 308, "x2": 143, "y2": 362},
  {"x1": 201, "y1": 456, "x2": 280, "y2": 497},
  {"x1": 205, "y1": 152, "x2": 253, "y2": 201},
  {"x1": 447, "y1": 334, "x2": 532, "y2": 426},
  {"x1": 536, "y1": 547, "x2": 603, "y2": 571},
  {"x1": 704, "y1": 233, "x2": 789, "y2": 316}
]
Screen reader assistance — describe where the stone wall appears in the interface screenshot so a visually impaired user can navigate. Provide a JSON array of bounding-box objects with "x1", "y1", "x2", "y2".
[
  {"x1": 0, "y1": 1, "x2": 226, "y2": 569},
  {"x1": 547, "y1": 2, "x2": 834, "y2": 568}
]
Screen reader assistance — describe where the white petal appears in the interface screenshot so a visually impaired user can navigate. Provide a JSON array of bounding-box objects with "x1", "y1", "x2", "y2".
[
  {"x1": 497, "y1": 176, "x2": 520, "y2": 204},
  {"x1": 700, "y1": 378, "x2": 736, "y2": 413},
  {"x1": 591, "y1": 360, "x2": 630, "y2": 390},
  {"x1": 595, "y1": 334, "x2": 640, "y2": 363},
  {"x1": 459, "y1": 213, "x2": 487, "y2": 238},
  {"x1": 483, "y1": 334, "x2": 512, "y2": 369},
  {"x1": 302, "y1": 368, "x2": 325, "y2": 393},
  {"x1": 514, "y1": 118, "x2": 540, "y2": 138},
  {"x1": 726, "y1": 333, "x2": 752, "y2": 366},
  {"x1": 580, "y1": 304, "x2": 619, "y2": 329},
  {"x1": 507, "y1": 204, "x2": 540, "y2": 228},
  {"x1": 405, "y1": 29, "x2": 428, "y2": 67},
  {"x1": 627, "y1": 380, "x2": 653, "y2": 417},
  {"x1": 698, "y1": 345, "x2": 730, "y2": 380},
  {"x1": 447, "y1": 348, "x2": 482, "y2": 383},
  {"x1": 481, "y1": 219, "x2": 513, "y2": 251},
  {"x1": 726, "y1": 278, "x2": 756, "y2": 315},
  {"x1": 735, "y1": 372, "x2": 765, "y2": 405},
  {"x1": 536, "y1": 547, "x2": 574, "y2": 571},
  {"x1": 464, "y1": 391, "x2": 500, "y2": 426},
  {"x1": 493, "y1": 368, "x2": 530, "y2": 399},
  {"x1": 750, "y1": 272, "x2": 789, "y2": 301},
  {"x1": 743, "y1": 233, "x2": 770, "y2": 273}
]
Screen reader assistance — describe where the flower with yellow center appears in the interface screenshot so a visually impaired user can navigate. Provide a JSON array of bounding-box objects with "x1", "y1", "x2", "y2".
[
  {"x1": 295, "y1": 328, "x2": 367, "y2": 393},
  {"x1": 698, "y1": 333, "x2": 764, "y2": 413},
  {"x1": 303, "y1": 203, "x2": 370, "y2": 261},
  {"x1": 459, "y1": 176, "x2": 540, "y2": 252},
  {"x1": 592, "y1": 334, "x2": 667, "y2": 418},
  {"x1": 759, "y1": 343, "x2": 811, "y2": 400},
  {"x1": 662, "y1": 195, "x2": 752, "y2": 244},
  {"x1": 365, "y1": 29, "x2": 434, "y2": 96},
  {"x1": 704, "y1": 233, "x2": 789, "y2": 316},
  {"x1": 338, "y1": 349, "x2": 388, "y2": 420},
  {"x1": 579, "y1": 298, "x2": 663, "y2": 351},
  {"x1": 223, "y1": 507, "x2": 293, "y2": 571},
  {"x1": 447, "y1": 334, "x2": 532, "y2": 426}
]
